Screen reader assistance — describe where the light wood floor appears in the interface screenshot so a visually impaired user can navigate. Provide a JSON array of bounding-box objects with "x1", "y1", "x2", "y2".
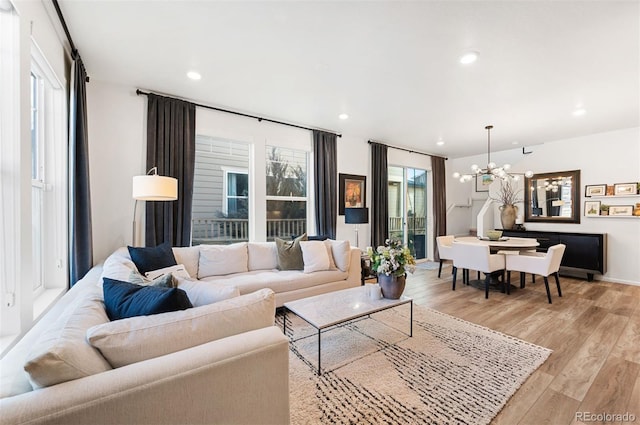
[{"x1": 404, "y1": 264, "x2": 640, "y2": 425}]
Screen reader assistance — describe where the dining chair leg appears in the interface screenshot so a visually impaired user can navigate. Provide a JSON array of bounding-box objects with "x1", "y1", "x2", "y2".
[
  {"x1": 504, "y1": 271, "x2": 510, "y2": 295},
  {"x1": 484, "y1": 274, "x2": 490, "y2": 299},
  {"x1": 438, "y1": 260, "x2": 443, "y2": 278},
  {"x1": 507, "y1": 271, "x2": 511, "y2": 285},
  {"x1": 543, "y1": 276, "x2": 552, "y2": 304},
  {"x1": 520, "y1": 272, "x2": 525, "y2": 289},
  {"x1": 463, "y1": 269, "x2": 468, "y2": 285},
  {"x1": 532, "y1": 274, "x2": 536, "y2": 284},
  {"x1": 452, "y1": 266, "x2": 457, "y2": 291},
  {"x1": 554, "y1": 272, "x2": 563, "y2": 297},
  {"x1": 477, "y1": 271, "x2": 480, "y2": 280}
]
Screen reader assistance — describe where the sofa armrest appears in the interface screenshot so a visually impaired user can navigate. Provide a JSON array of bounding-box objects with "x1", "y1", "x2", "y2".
[
  {"x1": 0, "y1": 327, "x2": 290, "y2": 425},
  {"x1": 346, "y1": 247, "x2": 362, "y2": 285}
]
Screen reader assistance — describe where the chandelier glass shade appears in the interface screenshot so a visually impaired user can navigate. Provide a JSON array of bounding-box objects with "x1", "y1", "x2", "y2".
[{"x1": 453, "y1": 125, "x2": 533, "y2": 183}]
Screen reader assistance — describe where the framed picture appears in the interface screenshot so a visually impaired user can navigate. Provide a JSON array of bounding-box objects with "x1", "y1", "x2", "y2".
[
  {"x1": 609, "y1": 205, "x2": 633, "y2": 216},
  {"x1": 475, "y1": 175, "x2": 492, "y2": 192},
  {"x1": 339, "y1": 174, "x2": 366, "y2": 215},
  {"x1": 584, "y1": 184, "x2": 606, "y2": 197},
  {"x1": 613, "y1": 183, "x2": 637, "y2": 196},
  {"x1": 584, "y1": 200, "x2": 601, "y2": 217}
]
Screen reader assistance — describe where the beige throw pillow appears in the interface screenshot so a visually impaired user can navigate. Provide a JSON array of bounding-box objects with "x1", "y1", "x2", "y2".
[
  {"x1": 300, "y1": 240, "x2": 331, "y2": 273},
  {"x1": 87, "y1": 288, "x2": 275, "y2": 368},
  {"x1": 328, "y1": 239, "x2": 352, "y2": 272},
  {"x1": 176, "y1": 276, "x2": 240, "y2": 307}
]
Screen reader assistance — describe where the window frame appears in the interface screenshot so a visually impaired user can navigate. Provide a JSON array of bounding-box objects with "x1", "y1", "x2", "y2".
[{"x1": 221, "y1": 167, "x2": 249, "y2": 216}]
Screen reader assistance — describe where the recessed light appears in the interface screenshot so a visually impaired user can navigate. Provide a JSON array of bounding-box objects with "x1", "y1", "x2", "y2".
[
  {"x1": 187, "y1": 71, "x2": 201, "y2": 80},
  {"x1": 459, "y1": 51, "x2": 479, "y2": 65},
  {"x1": 573, "y1": 108, "x2": 586, "y2": 117},
  {"x1": 512, "y1": 141, "x2": 519, "y2": 145},
  {"x1": 436, "y1": 140, "x2": 445, "y2": 146},
  {"x1": 338, "y1": 113, "x2": 349, "y2": 120}
]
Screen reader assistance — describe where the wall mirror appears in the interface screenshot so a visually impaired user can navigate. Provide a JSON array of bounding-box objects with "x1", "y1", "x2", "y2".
[{"x1": 524, "y1": 169, "x2": 581, "y2": 223}]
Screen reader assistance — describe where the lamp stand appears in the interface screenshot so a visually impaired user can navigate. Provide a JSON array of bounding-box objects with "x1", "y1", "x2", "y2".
[
  {"x1": 132, "y1": 199, "x2": 139, "y2": 247},
  {"x1": 353, "y1": 224, "x2": 359, "y2": 248}
]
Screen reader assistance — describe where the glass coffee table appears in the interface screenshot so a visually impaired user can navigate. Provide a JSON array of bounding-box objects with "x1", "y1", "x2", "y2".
[{"x1": 283, "y1": 286, "x2": 412, "y2": 375}]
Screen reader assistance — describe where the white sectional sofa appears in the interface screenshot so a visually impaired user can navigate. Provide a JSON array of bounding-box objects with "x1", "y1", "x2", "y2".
[
  {"x1": 102, "y1": 240, "x2": 362, "y2": 308},
  {"x1": 0, "y1": 239, "x2": 360, "y2": 424}
]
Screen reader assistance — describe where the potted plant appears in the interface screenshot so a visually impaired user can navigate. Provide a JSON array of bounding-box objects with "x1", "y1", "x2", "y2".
[
  {"x1": 366, "y1": 239, "x2": 416, "y2": 299},
  {"x1": 490, "y1": 178, "x2": 523, "y2": 230},
  {"x1": 600, "y1": 204, "x2": 610, "y2": 216}
]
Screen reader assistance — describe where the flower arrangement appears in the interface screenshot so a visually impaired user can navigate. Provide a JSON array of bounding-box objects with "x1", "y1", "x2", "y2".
[
  {"x1": 490, "y1": 178, "x2": 523, "y2": 206},
  {"x1": 366, "y1": 239, "x2": 416, "y2": 277}
]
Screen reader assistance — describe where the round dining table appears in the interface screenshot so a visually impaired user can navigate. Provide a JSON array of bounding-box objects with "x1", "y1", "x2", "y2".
[
  {"x1": 453, "y1": 236, "x2": 540, "y2": 293},
  {"x1": 454, "y1": 236, "x2": 539, "y2": 252}
]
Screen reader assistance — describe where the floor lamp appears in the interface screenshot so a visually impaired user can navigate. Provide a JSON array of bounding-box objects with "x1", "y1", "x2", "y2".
[
  {"x1": 345, "y1": 207, "x2": 369, "y2": 248},
  {"x1": 132, "y1": 167, "x2": 178, "y2": 246}
]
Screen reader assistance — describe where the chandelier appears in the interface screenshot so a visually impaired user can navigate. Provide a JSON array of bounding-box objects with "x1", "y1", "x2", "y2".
[{"x1": 453, "y1": 125, "x2": 533, "y2": 183}]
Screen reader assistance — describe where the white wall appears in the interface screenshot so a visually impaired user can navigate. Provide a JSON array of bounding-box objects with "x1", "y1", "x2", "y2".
[{"x1": 446, "y1": 127, "x2": 640, "y2": 285}]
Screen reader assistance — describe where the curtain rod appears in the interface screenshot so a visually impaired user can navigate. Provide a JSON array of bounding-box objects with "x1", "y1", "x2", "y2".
[
  {"x1": 136, "y1": 89, "x2": 342, "y2": 138},
  {"x1": 51, "y1": 0, "x2": 89, "y2": 82},
  {"x1": 368, "y1": 140, "x2": 448, "y2": 160}
]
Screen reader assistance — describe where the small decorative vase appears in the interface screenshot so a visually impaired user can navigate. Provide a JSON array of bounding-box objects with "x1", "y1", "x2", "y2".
[
  {"x1": 500, "y1": 204, "x2": 517, "y2": 230},
  {"x1": 377, "y1": 274, "x2": 406, "y2": 299}
]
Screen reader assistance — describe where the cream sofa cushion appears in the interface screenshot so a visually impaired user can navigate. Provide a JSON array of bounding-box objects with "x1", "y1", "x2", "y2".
[
  {"x1": 300, "y1": 241, "x2": 331, "y2": 273},
  {"x1": 176, "y1": 276, "x2": 240, "y2": 307},
  {"x1": 23, "y1": 291, "x2": 112, "y2": 389},
  {"x1": 328, "y1": 240, "x2": 352, "y2": 272},
  {"x1": 198, "y1": 242, "x2": 248, "y2": 278},
  {"x1": 247, "y1": 242, "x2": 278, "y2": 271},
  {"x1": 87, "y1": 288, "x2": 275, "y2": 368},
  {"x1": 100, "y1": 247, "x2": 137, "y2": 284},
  {"x1": 172, "y1": 246, "x2": 200, "y2": 278}
]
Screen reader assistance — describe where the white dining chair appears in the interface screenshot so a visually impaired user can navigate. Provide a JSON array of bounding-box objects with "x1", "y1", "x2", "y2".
[
  {"x1": 436, "y1": 235, "x2": 455, "y2": 278},
  {"x1": 451, "y1": 242, "x2": 506, "y2": 299},
  {"x1": 505, "y1": 244, "x2": 566, "y2": 304}
]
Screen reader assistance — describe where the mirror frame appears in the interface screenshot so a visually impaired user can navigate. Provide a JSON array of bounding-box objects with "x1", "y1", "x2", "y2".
[{"x1": 524, "y1": 169, "x2": 581, "y2": 224}]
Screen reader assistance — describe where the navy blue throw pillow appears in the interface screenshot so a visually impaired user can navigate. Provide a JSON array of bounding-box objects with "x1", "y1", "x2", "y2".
[
  {"x1": 127, "y1": 242, "x2": 177, "y2": 275},
  {"x1": 103, "y1": 278, "x2": 192, "y2": 321}
]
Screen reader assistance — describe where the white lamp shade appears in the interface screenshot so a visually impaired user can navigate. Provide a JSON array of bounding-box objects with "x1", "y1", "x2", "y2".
[{"x1": 132, "y1": 175, "x2": 178, "y2": 200}]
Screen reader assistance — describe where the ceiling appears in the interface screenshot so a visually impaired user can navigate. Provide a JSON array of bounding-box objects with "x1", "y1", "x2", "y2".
[{"x1": 58, "y1": 0, "x2": 639, "y2": 158}]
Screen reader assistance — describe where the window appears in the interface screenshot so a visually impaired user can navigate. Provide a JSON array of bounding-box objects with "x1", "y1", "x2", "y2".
[
  {"x1": 223, "y1": 169, "x2": 248, "y2": 216},
  {"x1": 29, "y1": 44, "x2": 68, "y2": 303},
  {"x1": 192, "y1": 136, "x2": 250, "y2": 245},
  {"x1": 265, "y1": 146, "x2": 308, "y2": 241}
]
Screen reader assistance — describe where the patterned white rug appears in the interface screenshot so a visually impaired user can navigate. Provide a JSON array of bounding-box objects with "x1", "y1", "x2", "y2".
[{"x1": 277, "y1": 305, "x2": 551, "y2": 425}]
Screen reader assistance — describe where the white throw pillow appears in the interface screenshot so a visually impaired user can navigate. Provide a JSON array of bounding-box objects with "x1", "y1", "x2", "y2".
[
  {"x1": 198, "y1": 242, "x2": 248, "y2": 279},
  {"x1": 172, "y1": 246, "x2": 200, "y2": 278},
  {"x1": 145, "y1": 264, "x2": 191, "y2": 280},
  {"x1": 323, "y1": 240, "x2": 338, "y2": 270},
  {"x1": 300, "y1": 241, "x2": 331, "y2": 273},
  {"x1": 24, "y1": 291, "x2": 112, "y2": 388},
  {"x1": 100, "y1": 247, "x2": 137, "y2": 285},
  {"x1": 328, "y1": 239, "x2": 352, "y2": 272},
  {"x1": 87, "y1": 288, "x2": 275, "y2": 368},
  {"x1": 176, "y1": 276, "x2": 240, "y2": 307},
  {"x1": 247, "y1": 242, "x2": 278, "y2": 271}
]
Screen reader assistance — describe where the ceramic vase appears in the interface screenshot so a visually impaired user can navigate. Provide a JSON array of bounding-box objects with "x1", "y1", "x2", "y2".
[
  {"x1": 377, "y1": 274, "x2": 406, "y2": 299},
  {"x1": 500, "y1": 204, "x2": 517, "y2": 230}
]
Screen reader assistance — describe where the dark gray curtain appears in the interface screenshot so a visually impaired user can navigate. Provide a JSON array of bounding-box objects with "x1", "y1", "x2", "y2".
[
  {"x1": 69, "y1": 57, "x2": 92, "y2": 285},
  {"x1": 145, "y1": 94, "x2": 196, "y2": 247},
  {"x1": 313, "y1": 130, "x2": 337, "y2": 239},
  {"x1": 370, "y1": 142, "x2": 388, "y2": 248},
  {"x1": 431, "y1": 156, "x2": 447, "y2": 261}
]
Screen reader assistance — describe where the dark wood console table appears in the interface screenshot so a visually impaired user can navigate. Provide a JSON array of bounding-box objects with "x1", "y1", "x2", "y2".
[{"x1": 500, "y1": 229, "x2": 607, "y2": 281}]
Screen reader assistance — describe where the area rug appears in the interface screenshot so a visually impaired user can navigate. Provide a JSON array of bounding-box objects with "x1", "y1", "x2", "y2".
[{"x1": 276, "y1": 305, "x2": 551, "y2": 425}]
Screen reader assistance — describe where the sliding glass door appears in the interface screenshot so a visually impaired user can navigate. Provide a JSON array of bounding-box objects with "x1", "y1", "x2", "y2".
[{"x1": 388, "y1": 166, "x2": 427, "y2": 260}]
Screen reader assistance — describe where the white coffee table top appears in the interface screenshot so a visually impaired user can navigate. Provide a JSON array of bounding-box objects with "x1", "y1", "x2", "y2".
[{"x1": 284, "y1": 286, "x2": 412, "y2": 330}]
